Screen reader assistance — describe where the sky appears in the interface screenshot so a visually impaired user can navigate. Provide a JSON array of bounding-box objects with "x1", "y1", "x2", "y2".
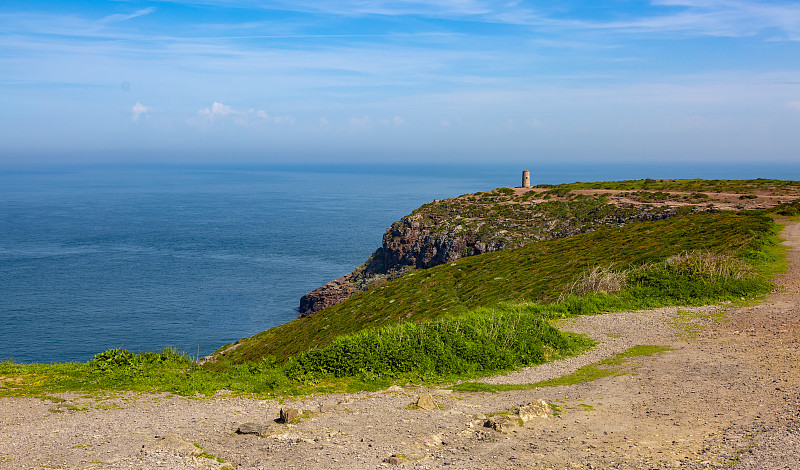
[{"x1": 1, "y1": 0, "x2": 800, "y2": 165}]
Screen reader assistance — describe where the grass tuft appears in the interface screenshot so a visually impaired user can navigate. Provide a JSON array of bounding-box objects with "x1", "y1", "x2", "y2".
[{"x1": 571, "y1": 266, "x2": 627, "y2": 296}]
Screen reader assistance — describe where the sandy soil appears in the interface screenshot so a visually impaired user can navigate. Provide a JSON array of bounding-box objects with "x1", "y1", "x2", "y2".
[{"x1": 2, "y1": 222, "x2": 799, "y2": 470}]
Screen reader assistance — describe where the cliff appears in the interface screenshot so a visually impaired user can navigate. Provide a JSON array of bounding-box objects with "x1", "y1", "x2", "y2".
[{"x1": 298, "y1": 185, "x2": 706, "y2": 317}]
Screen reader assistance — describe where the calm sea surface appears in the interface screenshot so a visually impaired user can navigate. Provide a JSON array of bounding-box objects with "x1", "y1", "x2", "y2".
[{"x1": 2, "y1": 162, "x2": 799, "y2": 363}]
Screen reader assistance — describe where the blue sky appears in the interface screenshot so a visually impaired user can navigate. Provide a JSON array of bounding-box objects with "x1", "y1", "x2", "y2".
[{"x1": 2, "y1": 0, "x2": 799, "y2": 164}]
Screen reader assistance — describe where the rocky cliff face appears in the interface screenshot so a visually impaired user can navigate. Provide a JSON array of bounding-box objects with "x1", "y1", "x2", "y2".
[
  {"x1": 298, "y1": 186, "x2": 699, "y2": 317},
  {"x1": 297, "y1": 274, "x2": 358, "y2": 318}
]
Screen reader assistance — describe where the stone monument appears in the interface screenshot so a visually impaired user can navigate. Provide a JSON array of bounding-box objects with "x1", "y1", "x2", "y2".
[{"x1": 521, "y1": 170, "x2": 531, "y2": 188}]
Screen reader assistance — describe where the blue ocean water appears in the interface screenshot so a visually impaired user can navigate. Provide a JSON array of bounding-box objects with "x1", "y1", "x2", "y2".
[{"x1": 2, "y1": 162, "x2": 799, "y2": 364}]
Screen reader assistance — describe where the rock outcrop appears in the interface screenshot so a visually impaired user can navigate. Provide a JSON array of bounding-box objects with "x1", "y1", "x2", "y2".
[{"x1": 298, "y1": 275, "x2": 358, "y2": 318}]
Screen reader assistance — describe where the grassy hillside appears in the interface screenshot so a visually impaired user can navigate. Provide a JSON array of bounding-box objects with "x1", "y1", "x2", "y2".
[{"x1": 209, "y1": 209, "x2": 777, "y2": 369}]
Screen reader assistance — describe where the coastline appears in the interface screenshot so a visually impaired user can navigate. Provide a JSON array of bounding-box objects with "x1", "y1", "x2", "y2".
[{"x1": 2, "y1": 221, "x2": 798, "y2": 469}]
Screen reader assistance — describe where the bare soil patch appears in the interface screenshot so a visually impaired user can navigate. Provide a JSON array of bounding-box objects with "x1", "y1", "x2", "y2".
[
  {"x1": 511, "y1": 186, "x2": 795, "y2": 211},
  {"x1": 2, "y1": 222, "x2": 799, "y2": 470}
]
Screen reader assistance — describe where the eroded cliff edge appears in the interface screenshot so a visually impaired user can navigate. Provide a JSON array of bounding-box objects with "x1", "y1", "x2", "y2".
[{"x1": 298, "y1": 182, "x2": 784, "y2": 317}]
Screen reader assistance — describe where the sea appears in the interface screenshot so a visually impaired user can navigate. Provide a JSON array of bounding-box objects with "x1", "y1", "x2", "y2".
[{"x1": 2, "y1": 162, "x2": 800, "y2": 364}]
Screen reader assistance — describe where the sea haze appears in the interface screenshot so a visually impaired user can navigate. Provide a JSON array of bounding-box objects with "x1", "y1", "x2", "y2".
[{"x1": 2, "y1": 162, "x2": 799, "y2": 364}]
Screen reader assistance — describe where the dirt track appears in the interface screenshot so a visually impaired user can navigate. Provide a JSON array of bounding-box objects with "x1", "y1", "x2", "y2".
[{"x1": 1, "y1": 222, "x2": 799, "y2": 469}]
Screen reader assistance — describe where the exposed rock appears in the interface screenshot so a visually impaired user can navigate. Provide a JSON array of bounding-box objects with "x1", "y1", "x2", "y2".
[
  {"x1": 516, "y1": 399, "x2": 551, "y2": 423},
  {"x1": 384, "y1": 455, "x2": 405, "y2": 465},
  {"x1": 415, "y1": 394, "x2": 437, "y2": 411},
  {"x1": 279, "y1": 407, "x2": 300, "y2": 424},
  {"x1": 421, "y1": 434, "x2": 443, "y2": 448},
  {"x1": 485, "y1": 415, "x2": 520, "y2": 433},
  {"x1": 298, "y1": 274, "x2": 358, "y2": 318}
]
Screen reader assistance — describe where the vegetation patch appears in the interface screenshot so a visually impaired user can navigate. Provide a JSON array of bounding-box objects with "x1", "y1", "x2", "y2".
[
  {"x1": 283, "y1": 308, "x2": 593, "y2": 381},
  {"x1": 671, "y1": 307, "x2": 729, "y2": 338},
  {"x1": 449, "y1": 345, "x2": 674, "y2": 393}
]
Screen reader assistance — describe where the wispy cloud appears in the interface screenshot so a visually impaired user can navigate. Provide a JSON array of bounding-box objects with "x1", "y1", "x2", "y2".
[
  {"x1": 577, "y1": 0, "x2": 800, "y2": 40},
  {"x1": 150, "y1": 0, "x2": 800, "y2": 41},
  {"x1": 100, "y1": 7, "x2": 156, "y2": 25},
  {"x1": 3, "y1": 1, "x2": 799, "y2": 163},
  {"x1": 164, "y1": 0, "x2": 494, "y2": 17}
]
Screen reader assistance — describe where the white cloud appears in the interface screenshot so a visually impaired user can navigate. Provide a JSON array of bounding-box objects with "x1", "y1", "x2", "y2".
[
  {"x1": 196, "y1": 101, "x2": 236, "y2": 121},
  {"x1": 192, "y1": 101, "x2": 293, "y2": 127},
  {"x1": 131, "y1": 102, "x2": 150, "y2": 122}
]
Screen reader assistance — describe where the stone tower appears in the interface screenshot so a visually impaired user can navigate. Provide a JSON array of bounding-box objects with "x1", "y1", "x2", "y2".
[{"x1": 522, "y1": 170, "x2": 531, "y2": 188}]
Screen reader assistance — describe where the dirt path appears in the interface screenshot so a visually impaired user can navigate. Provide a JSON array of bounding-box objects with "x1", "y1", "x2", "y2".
[{"x1": 2, "y1": 223, "x2": 799, "y2": 470}]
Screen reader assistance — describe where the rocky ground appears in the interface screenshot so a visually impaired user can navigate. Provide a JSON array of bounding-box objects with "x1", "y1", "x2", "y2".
[{"x1": 2, "y1": 222, "x2": 799, "y2": 470}]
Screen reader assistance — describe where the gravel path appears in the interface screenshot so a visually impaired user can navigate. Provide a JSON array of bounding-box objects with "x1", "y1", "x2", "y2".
[
  {"x1": 2, "y1": 221, "x2": 799, "y2": 469},
  {"x1": 482, "y1": 304, "x2": 718, "y2": 385}
]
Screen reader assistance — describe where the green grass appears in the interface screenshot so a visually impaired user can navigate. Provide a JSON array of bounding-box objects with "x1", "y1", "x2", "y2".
[
  {"x1": 282, "y1": 307, "x2": 594, "y2": 382},
  {"x1": 449, "y1": 345, "x2": 674, "y2": 393},
  {"x1": 210, "y1": 210, "x2": 777, "y2": 368}
]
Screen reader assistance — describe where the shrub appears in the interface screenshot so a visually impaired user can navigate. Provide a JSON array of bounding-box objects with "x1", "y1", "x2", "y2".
[{"x1": 283, "y1": 309, "x2": 593, "y2": 380}]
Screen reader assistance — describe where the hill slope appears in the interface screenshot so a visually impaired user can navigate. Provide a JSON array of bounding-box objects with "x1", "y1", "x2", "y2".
[{"x1": 206, "y1": 209, "x2": 778, "y2": 369}]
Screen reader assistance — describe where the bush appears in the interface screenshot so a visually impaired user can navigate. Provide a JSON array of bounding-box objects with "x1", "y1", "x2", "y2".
[{"x1": 283, "y1": 309, "x2": 593, "y2": 380}]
